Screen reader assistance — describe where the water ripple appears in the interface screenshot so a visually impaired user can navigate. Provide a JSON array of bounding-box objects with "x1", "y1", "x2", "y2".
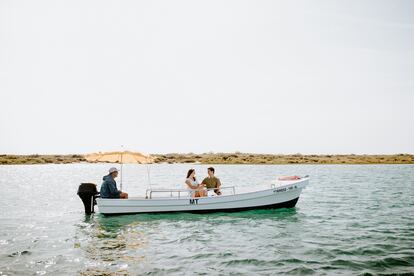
[{"x1": 1, "y1": 164, "x2": 414, "y2": 275}]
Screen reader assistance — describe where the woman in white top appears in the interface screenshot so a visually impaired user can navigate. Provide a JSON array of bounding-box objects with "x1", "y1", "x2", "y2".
[{"x1": 185, "y1": 169, "x2": 207, "y2": 198}]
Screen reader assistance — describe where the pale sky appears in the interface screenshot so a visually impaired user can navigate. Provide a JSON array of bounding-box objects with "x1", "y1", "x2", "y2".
[{"x1": 1, "y1": 0, "x2": 413, "y2": 155}]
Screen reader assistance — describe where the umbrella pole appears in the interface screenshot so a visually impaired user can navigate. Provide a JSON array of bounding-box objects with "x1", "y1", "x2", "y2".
[
  {"x1": 120, "y1": 163, "x2": 123, "y2": 191},
  {"x1": 120, "y1": 150, "x2": 124, "y2": 191},
  {"x1": 146, "y1": 164, "x2": 152, "y2": 189}
]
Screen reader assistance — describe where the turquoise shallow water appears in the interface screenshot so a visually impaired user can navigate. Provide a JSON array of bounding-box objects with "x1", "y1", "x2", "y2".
[{"x1": 0, "y1": 164, "x2": 413, "y2": 275}]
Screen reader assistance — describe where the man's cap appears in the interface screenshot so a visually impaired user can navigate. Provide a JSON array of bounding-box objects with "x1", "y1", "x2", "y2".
[{"x1": 109, "y1": 167, "x2": 119, "y2": 174}]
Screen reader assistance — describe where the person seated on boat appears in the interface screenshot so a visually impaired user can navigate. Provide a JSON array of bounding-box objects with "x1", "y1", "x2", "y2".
[
  {"x1": 185, "y1": 169, "x2": 206, "y2": 198},
  {"x1": 201, "y1": 167, "x2": 222, "y2": 195},
  {"x1": 100, "y1": 167, "x2": 128, "y2": 199},
  {"x1": 278, "y1": 175, "x2": 301, "y2": 181}
]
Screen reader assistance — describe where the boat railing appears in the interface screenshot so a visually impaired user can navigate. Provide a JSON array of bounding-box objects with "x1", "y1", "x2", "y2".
[{"x1": 145, "y1": 186, "x2": 236, "y2": 199}]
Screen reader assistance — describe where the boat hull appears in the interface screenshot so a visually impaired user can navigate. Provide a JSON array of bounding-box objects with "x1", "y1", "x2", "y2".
[{"x1": 96, "y1": 178, "x2": 308, "y2": 215}]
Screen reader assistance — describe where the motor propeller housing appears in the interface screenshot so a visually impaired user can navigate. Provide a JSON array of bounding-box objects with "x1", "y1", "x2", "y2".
[{"x1": 77, "y1": 183, "x2": 99, "y2": 214}]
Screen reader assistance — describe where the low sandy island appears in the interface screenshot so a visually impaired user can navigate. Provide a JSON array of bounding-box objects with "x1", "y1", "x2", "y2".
[{"x1": 1, "y1": 153, "x2": 413, "y2": 165}]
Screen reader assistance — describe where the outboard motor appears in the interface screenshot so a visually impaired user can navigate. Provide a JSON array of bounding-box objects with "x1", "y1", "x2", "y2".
[{"x1": 77, "y1": 183, "x2": 99, "y2": 214}]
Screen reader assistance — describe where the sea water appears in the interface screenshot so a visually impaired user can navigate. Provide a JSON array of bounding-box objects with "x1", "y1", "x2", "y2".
[{"x1": 0, "y1": 164, "x2": 413, "y2": 275}]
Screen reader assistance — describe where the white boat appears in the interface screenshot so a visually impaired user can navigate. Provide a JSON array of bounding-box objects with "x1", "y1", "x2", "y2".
[{"x1": 94, "y1": 177, "x2": 309, "y2": 215}]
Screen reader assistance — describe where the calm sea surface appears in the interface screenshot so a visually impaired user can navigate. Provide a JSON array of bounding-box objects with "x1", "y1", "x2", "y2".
[{"x1": 0, "y1": 164, "x2": 413, "y2": 275}]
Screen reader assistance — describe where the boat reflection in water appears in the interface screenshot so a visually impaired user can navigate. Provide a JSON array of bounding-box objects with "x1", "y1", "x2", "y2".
[
  {"x1": 76, "y1": 215, "x2": 149, "y2": 275},
  {"x1": 75, "y1": 204, "x2": 301, "y2": 275}
]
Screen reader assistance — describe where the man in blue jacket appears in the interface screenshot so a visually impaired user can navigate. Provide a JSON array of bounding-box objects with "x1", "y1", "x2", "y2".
[{"x1": 100, "y1": 167, "x2": 128, "y2": 199}]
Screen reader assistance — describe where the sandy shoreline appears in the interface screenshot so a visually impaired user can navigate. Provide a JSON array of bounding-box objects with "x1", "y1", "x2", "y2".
[{"x1": 1, "y1": 153, "x2": 413, "y2": 165}]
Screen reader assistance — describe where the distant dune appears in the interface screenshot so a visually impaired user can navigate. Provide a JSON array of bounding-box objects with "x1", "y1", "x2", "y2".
[{"x1": 1, "y1": 153, "x2": 413, "y2": 165}]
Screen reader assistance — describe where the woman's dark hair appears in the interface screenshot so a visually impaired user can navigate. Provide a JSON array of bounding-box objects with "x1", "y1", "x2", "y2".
[{"x1": 186, "y1": 169, "x2": 196, "y2": 181}]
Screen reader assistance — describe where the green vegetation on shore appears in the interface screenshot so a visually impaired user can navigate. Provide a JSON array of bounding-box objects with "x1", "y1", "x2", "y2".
[
  {"x1": 1, "y1": 153, "x2": 413, "y2": 165},
  {"x1": 152, "y1": 153, "x2": 414, "y2": 164},
  {"x1": 0, "y1": 154, "x2": 86, "y2": 165}
]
